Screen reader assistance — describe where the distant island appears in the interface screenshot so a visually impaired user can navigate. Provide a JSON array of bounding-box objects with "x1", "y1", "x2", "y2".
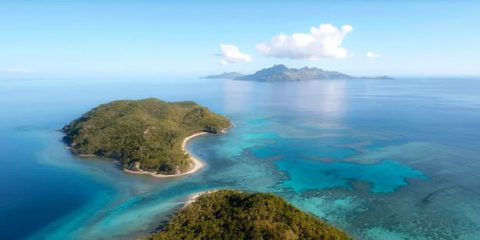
[
  {"x1": 149, "y1": 190, "x2": 351, "y2": 240},
  {"x1": 204, "y1": 72, "x2": 244, "y2": 79},
  {"x1": 204, "y1": 64, "x2": 393, "y2": 81},
  {"x1": 63, "y1": 98, "x2": 231, "y2": 176}
]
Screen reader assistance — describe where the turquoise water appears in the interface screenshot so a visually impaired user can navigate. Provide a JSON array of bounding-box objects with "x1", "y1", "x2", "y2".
[
  {"x1": 277, "y1": 159, "x2": 427, "y2": 193},
  {"x1": 1, "y1": 77, "x2": 480, "y2": 239}
]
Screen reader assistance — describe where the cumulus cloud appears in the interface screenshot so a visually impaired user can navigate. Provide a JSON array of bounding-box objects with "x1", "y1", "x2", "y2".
[
  {"x1": 219, "y1": 44, "x2": 252, "y2": 65},
  {"x1": 366, "y1": 51, "x2": 380, "y2": 58},
  {"x1": 257, "y1": 24, "x2": 353, "y2": 60}
]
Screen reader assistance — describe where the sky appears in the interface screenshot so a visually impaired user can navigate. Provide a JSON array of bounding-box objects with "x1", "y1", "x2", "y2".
[{"x1": 1, "y1": 0, "x2": 479, "y2": 78}]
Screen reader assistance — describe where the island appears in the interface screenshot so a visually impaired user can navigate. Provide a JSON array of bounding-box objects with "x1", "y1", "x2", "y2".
[
  {"x1": 63, "y1": 98, "x2": 231, "y2": 176},
  {"x1": 203, "y1": 72, "x2": 244, "y2": 79},
  {"x1": 239, "y1": 64, "x2": 353, "y2": 81},
  {"x1": 204, "y1": 64, "x2": 393, "y2": 81},
  {"x1": 149, "y1": 190, "x2": 351, "y2": 240}
]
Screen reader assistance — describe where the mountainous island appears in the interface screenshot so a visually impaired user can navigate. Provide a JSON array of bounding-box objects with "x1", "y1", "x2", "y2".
[
  {"x1": 204, "y1": 64, "x2": 393, "y2": 81},
  {"x1": 149, "y1": 190, "x2": 351, "y2": 240},
  {"x1": 63, "y1": 98, "x2": 231, "y2": 176}
]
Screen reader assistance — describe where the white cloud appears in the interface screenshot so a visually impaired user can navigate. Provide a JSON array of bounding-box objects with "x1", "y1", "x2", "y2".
[
  {"x1": 219, "y1": 44, "x2": 252, "y2": 65},
  {"x1": 257, "y1": 24, "x2": 353, "y2": 60},
  {"x1": 366, "y1": 51, "x2": 380, "y2": 58}
]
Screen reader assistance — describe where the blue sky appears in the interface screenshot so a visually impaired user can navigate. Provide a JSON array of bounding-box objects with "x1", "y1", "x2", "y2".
[{"x1": 1, "y1": 0, "x2": 479, "y2": 78}]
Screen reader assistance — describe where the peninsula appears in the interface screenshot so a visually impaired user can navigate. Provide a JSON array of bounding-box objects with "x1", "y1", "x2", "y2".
[
  {"x1": 149, "y1": 190, "x2": 351, "y2": 240},
  {"x1": 63, "y1": 98, "x2": 231, "y2": 176},
  {"x1": 204, "y1": 64, "x2": 393, "y2": 81}
]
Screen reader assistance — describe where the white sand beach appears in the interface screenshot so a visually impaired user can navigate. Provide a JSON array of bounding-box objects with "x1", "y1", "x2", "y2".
[
  {"x1": 184, "y1": 189, "x2": 219, "y2": 207},
  {"x1": 124, "y1": 126, "x2": 232, "y2": 178},
  {"x1": 123, "y1": 132, "x2": 208, "y2": 178}
]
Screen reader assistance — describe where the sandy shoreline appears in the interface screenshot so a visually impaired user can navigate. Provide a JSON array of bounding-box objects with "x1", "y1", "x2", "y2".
[
  {"x1": 184, "y1": 189, "x2": 219, "y2": 207},
  {"x1": 124, "y1": 130, "x2": 225, "y2": 178}
]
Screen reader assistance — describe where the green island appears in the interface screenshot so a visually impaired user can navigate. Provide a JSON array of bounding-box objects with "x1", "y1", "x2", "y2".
[
  {"x1": 149, "y1": 190, "x2": 351, "y2": 240},
  {"x1": 63, "y1": 98, "x2": 231, "y2": 175},
  {"x1": 63, "y1": 99, "x2": 350, "y2": 239}
]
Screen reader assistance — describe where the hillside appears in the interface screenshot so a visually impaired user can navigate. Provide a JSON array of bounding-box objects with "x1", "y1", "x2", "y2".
[
  {"x1": 238, "y1": 64, "x2": 354, "y2": 81},
  {"x1": 149, "y1": 190, "x2": 351, "y2": 240},
  {"x1": 204, "y1": 65, "x2": 393, "y2": 81},
  {"x1": 63, "y1": 98, "x2": 231, "y2": 175}
]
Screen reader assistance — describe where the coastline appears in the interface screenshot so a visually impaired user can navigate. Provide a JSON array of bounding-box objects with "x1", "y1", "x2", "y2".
[
  {"x1": 123, "y1": 123, "x2": 234, "y2": 178},
  {"x1": 123, "y1": 132, "x2": 209, "y2": 178},
  {"x1": 184, "y1": 189, "x2": 219, "y2": 207}
]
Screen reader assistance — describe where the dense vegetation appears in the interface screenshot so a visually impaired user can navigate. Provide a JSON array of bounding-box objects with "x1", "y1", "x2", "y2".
[
  {"x1": 150, "y1": 190, "x2": 351, "y2": 240},
  {"x1": 238, "y1": 64, "x2": 354, "y2": 81},
  {"x1": 63, "y1": 98, "x2": 230, "y2": 174}
]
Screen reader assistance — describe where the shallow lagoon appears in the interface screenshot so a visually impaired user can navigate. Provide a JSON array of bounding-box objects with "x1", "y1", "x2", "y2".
[{"x1": 1, "y1": 77, "x2": 480, "y2": 239}]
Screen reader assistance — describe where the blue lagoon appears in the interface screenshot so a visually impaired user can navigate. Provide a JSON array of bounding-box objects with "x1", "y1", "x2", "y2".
[{"x1": 1, "y1": 77, "x2": 480, "y2": 239}]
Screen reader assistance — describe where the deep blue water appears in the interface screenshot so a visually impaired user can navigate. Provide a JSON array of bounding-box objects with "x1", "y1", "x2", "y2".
[{"x1": 1, "y1": 77, "x2": 480, "y2": 239}]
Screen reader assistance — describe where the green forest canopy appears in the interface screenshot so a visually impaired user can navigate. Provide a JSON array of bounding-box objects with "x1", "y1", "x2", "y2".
[
  {"x1": 63, "y1": 98, "x2": 230, "y2": 175},
  {"x1": 150, "y1": 190, "x2": 351, "y2": 240}
]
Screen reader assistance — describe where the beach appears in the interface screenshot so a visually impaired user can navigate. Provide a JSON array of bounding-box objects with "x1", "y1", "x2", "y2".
[
  {"x1": 123, "y1": 131, "x2": 214, "y2": 178},
  {"x1": 184, "y1": 189, "x2": 219, "y2": 207}
]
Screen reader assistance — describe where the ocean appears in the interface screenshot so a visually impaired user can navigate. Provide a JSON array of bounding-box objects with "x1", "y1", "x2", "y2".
[{"x1": 1, "y1": 77, "x2": 480, "y2": 239}]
